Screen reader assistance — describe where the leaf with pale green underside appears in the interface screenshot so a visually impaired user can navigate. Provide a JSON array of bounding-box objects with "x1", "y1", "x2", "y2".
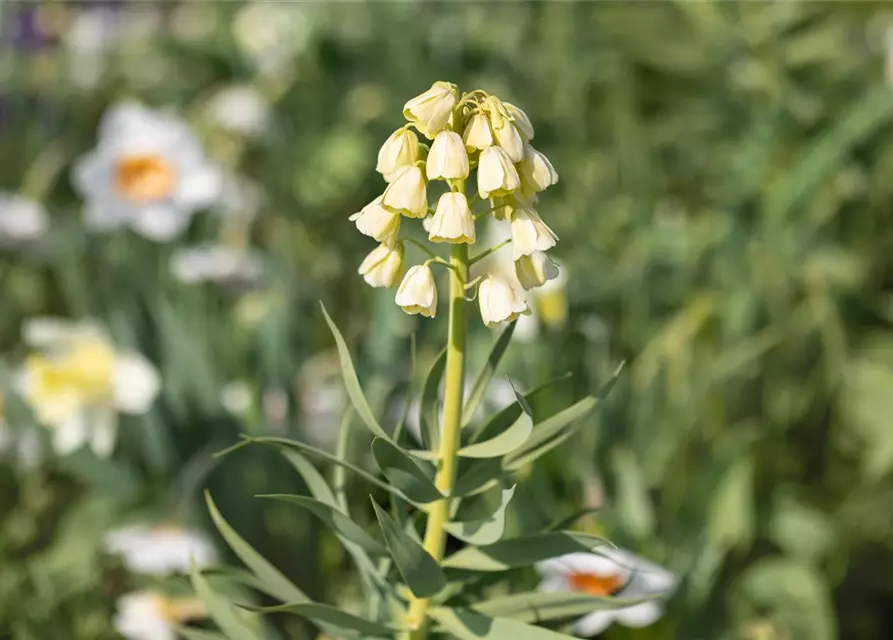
[
  {"x1": 472, "y1": 591, "x2": 655, "y2": 623},
  {"x1": 205, "y1": 492, "x2": 308, "y2": 604},
  {"x1": 420, "y1": 348, "x2": 447, "y2": 450},
  {"x1": 371, "y1": 498, "x2": 446, "y2": 598},
  {"x1": 462, "y1": 322, "x2": 516, "y2": 426},
  {"x1": 467, "y1": 374, "x2": 570, "y2": 445},
  {"x1": 190, "y1": 564, "x2": 257, "y2": 640},
  {"x1": 430, "y1": 607, "x2": 576, "y2": 640},
  {"x1": 453, "y1": 458, "x2": 504, "y2": 497},
  {"x1": 371, "y1": 437, "x2": 443, "y2": 503},
  {"x1": 442, "y1": 531, "x2": 608, "y2": 571},
  {"x1": 445, "y1": 485, "x2": 515, "y2": 545},
  {"x1": 239, "y1": 602, "x2": 404, "y2": 638},
  {"x1": 320, "y1": 302, "x2": 390, "y2": 441},
  {"x1": 256, "y1": 494, "x2": 387, "y2": 556},
  {"x1": 459, "y1": 412, "x2": 532, "y2": 459}
]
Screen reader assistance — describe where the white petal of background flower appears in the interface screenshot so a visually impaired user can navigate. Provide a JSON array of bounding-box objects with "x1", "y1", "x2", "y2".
[
  {"x1": 574, "y1": 610, "x2": 616, "y2": 637},
  {"x1": 112, "y1": 352, "x2": 161, "y2": 414},
  {"x1": 614, "y1": 601, "x2": 665, "y2": 628},
  {"x1": 52, "y1": 410, "x2": 90, "y2": 456},
  {"x1": 89, "y1": 406, "x2": 119, "y2": 458},
  {"x1": 113, "y1": 592, "x2": 176, "y2": 640},
  {"x1": 0, "y1": 193, "x2": 48, "y2": 244},
  {"x1": 129, "y1": 204, "x2": 193, "y2": 241}
]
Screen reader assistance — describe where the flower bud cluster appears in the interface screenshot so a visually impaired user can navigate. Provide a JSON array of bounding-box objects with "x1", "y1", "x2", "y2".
[{"x1": 350, "y1": 81, "x2": 561, "y2": 327}]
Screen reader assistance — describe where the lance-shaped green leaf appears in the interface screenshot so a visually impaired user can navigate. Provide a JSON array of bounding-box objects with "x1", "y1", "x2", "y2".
[
  {"x1": 240, "y1": 602, "x2": 404, "y2": 638},
  {"x1": 442, "y1": 531, "x2": 608, "y2": 572},
  {"x1": 256, "y1": 494, "x2": 388, "y2": 556},
  {"x1": 453, "y1": 458, "x2": 504, "y2": 498},
  {"x1": 371, "y1": 437, "x2": 443, "y2": 503},
  {"x1": 462, "y1": 322, "x2": 515, "y2": 426},
  {"x1": 472, "y1": 591, "x2": 655, "y2": 624},
  {"x1": 458, "y1": 412, "x2": 532, "y2": 459},
  {"x1": 320, "y1": 302, "x2": 390, "y2": 441},
  {"x1": 445, "y1": 485, "x2": 515, "y2": 545},
  {"x1": 189, "y1": 565, "x2": 257, "y2": 640},
  {"x1": 419, "y1": 348, "x2": 447, "y2": 450},
  {"x1": 430, "y1": 606, "x2": 575, "y2": 640},
  {"x1": 371, "y1": 498, "x2": 446, "y2": 598},
  {"x1": 279, "y1": 449, "x2": 338, "y2": 506},
  {"x1": 205, "y1": 492, "x2": 308, "y2": 604}
]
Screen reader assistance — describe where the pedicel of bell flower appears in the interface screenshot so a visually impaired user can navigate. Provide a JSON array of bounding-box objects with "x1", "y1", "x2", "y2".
[
  {"x1": 478, "y1": 146, "x2": 521, "y2": 199},
  {"x1": 428, "y1": 192, "x2": 475, "y2": 244},
  {"x1": 463, "y1": 113, "x2": 494, "y2": 152},
  {"x1": 402, "y1": 81, "x2": 458, "y2": 139},
  {"x1": 395, "y1": 264, "x2": 437, "y2": 317},
  {"x1": 516, "y1": 251, "x2": 560, "y2": 290},
  {"x1": 376, "y1": 127, "x2": 420, "y2": 181},
  {"x1": 478, "y1": 274, "x2": 530, "y2": 327},
  {"x1": 358, "y1": 241, "x2": 404, "y2": 288},
  {"x1": 382, "y1": 165, "x2": 428, "y2": 218},
  {"x1": 492, "y1": 118, "x2": 525, "y2": 163},
  {"x1": 520, "y1": 143, "x2": 559, "y2": 192},
  {"x1": 426, "y1": 131, "x2": 469, "y2": 181},
  {"x1": 504, "y1": 101, "x2": 535, "y2": 140},
  {"x1": 349, "y1": 195, "x2": 401, "y2": 242},
  {"x1": 510, "y1": 206, "x2": 558, "y2": 259}
]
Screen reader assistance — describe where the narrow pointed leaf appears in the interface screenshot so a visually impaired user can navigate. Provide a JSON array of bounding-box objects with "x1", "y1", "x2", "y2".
[
  {"x1": 459, "y1": 413, "x2": 532, "y2": 458},
  {"x1": 420, "y1": 348, "x2": 447, "y2": 449},
  {"x1": 472, "y1": 591, "x2": 655, "y2": 624},
  {"x1": 240, "y1": 602, "x2": 404, "y2": 637},
  {"x1": 279, "y1": 449, "x2": 338, "y2": 506},
  {"x1": 256, "y1": 494, "x2": 388, "y2": 556},
  {"x1": 468, "y1": 373, "x2": 570, "y2": 445},
  {"x1": 430, "y1": 607, "x2": 575, "y2": 640},
  {"x1": 205, "y1": 492, "x2": 308, "y2": 604},
  {"x1": 453, "y1": 458, "x2": 504, "y2": 497},
  {"x1": 442, "y1": 531, "x2": 608, "y2": 571},
  {"x1": 189, "y1": 565, "x2": 256, "y2": 640},
  {"x1": 371, "y1": 437, "x2": 443, "y2": 503},
  {"x1": 320, "y1": 302, "x2": 390, "y2": 440},
  {"x1": 462, "y1": 322, "x2": 515, "y2": 426},
  {"x1": 371, "y1": 498, "x2": 446, "y2": 598},
  {"x1": 445, "y1": 485, "x2": 515, "y2": 545}
]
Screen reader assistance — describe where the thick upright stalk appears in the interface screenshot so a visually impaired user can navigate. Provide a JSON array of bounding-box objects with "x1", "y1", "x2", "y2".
[{"x1": 405, "y1": 241, "x2": 468, "y2": 638}]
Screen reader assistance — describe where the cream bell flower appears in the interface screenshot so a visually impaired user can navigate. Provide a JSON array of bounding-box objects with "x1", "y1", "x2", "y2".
[
  {"x1": 376, "y1": 127, "x2": 420, "y2": 181},
  {"x1": 113, "y1": 591, "x2": 205, "y2": 640},
  {"x1": 478, "y1": 146, "x2": 521, "y2": 199},
  {"x1": 17, "y1": 318, "x2": 160, "y2": 458},
  {"x1": 504, "y1": 102, "x2": 535, "y2": 141},
  {"x1": 515, "y1": 251, "x2": 560, "y2": 290},
  {"x1": 520, "y1": 143, "x2": 559, "y2": 192},
  {"x1": 536, "y1": 549, "x2": 678, "y2": 637},
  {"x1": 428, "y1": 192, "x2": 475, "y2": 244},
  {"x1": 395, "y1": 264, "x2": 437, "y2": 317},
  {"x1": 359, "y1": 241, "x2": 404, "y2": 288},
  {"x1": 73, "y1": 101, "x2": 222, "y2": 242},
  {"x1": 103, "y1": 523, "x2": 217, "y2": 575},
  {"x1": 510, "y1": 207, "x2": 558, "y2": 259},
  {"x1": 478, "y1": 275, "x2": 530, "y2": 327},
  {"x1": 0, "y1": 193, "x2": 48, "y2": 246},
  {"x1": 426, "y1": 131, "x2": 469, "y2": 181},
  {"x1": 382, "y1": 165, "x2": 428, "y2": 218},
  {"x1": 349, "y1": 196, "x2": 401, "y2": 242},
  {"x1": 463, "y1": 113, "x2": 494, "y2": 152},
  {"x1": 492, "y1": 119, "x2": 525, "y2": 163},
  {"x1": 402, "y1": 81, "x2": 458, "y2": 139}
]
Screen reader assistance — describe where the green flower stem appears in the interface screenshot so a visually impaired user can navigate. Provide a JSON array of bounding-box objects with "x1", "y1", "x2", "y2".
[
  {"x1": 469, "y1": 239, "x2": 511, "y2": 266},
  {"x1": 404, "y1": 205, "x2": 469, "y2": 640}
]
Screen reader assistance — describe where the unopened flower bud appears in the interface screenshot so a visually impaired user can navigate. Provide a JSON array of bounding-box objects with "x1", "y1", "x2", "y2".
[
  {"x1": 515, "y1": 251, "x2": 559, "y2": 290},
  {"x1": 359, "y1": 241, "x2": 404, "y2": 288},
  {"x1": 349, "y1": 196, "x2": 400, "y2": 242},
  {"x1": 504, "y1": 102, "x2": 534, "y2": 140},
  {"x1": 477, "y1": 146, "x2": 521, "y2": 199},
  {"x1": 519, "y1": 143, "x2": 558, "y2": 192},
  {"x1": 463, "y1": 114, "x2": 494, "y2": 152},
  {"x1": 395, "y1": 264, "x2": 437, "y2": 318},
  {"x1": 428, "y1": 192, "x2": 475, "y2": 244},
  {"x1": 382, "y1": 165, "x2": 428, "y2": 218},
  {"x1": 403, "y1": 81, "x2": 458, "y2": 139},
  {"x1": 510, "y1": 207, "x2": 557, "y2": 259},
  {"x1": 426, "y1": 131, "x2": 469, "y2": 181},
  {"x1": 376, "y1": 128, "x2": 420, "y2": 181},
  {"x1": 478, "y1": 275, "x2": 530, "y2": 327},
  {"x1": 493, "y1": 120, "x2": 524, "y2": 163}
]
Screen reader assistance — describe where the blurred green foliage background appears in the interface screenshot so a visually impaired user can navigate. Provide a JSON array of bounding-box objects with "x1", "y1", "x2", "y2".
[{"x1": 3, "y1": 1, "x2": 893, "y2": 639}]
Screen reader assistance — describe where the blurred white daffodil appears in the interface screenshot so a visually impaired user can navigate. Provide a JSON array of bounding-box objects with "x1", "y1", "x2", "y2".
[
  {"x1": 103, "y1": 523, "x2": 217, "y2": 575},
  {"x1": 17, "y1": 318, "x2": 160, "y2": 457},
  {"x1": 171, "y1": 244, "x2": 263, "y2": 287},
  {"x1": 206, "y1": 84, "x2": 271, "y2": 137},
  {"x1": 0, "y1": 193, "x2": 48, "y2": 246},
  {"x1": 536, "y1": 549, "x2": 678, "y2": 636},
  {"x1": 73, "y1": 101, "x2": 222, "y2": 241},
  {"x1": 113, "y1": 591, "x2": 205, "y2": 640}
]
